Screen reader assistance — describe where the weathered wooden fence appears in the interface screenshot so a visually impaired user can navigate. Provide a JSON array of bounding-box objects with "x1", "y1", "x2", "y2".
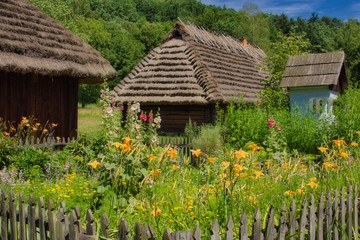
[
  {"x1": 17, "y1": 137, "x2": 74, "y2": 149},
  {"x1": 0, "y1": 184, "x2": 359, "y2": 240},
  {"x1": 159, "y1": 136, "x2": 191, "y2": 157}
]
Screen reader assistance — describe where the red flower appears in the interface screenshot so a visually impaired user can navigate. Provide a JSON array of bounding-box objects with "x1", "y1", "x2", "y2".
[
  {"x1": 148, "y1": 113, "x2": 153, "y2": 122},
  {"x1": 267, "y1": 119, "x2": 276, "y2": 128},
  {"x1": 277, "y1": 126, "x2": 281, "y2": 131},
  {"x1": 140, "y1": 114, "x2": 147, "y2": 121}
]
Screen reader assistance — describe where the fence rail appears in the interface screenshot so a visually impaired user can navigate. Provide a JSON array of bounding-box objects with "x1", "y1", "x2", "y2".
[
  {"x1": 0, "y1": 184, "x2": 358, "y2": 239},
  {"x1": 17, "y1": 137, "x2": 74, "y2": 149},
  {"x1": 159, "y1": 136, "x2": 191, "y2": 157}
]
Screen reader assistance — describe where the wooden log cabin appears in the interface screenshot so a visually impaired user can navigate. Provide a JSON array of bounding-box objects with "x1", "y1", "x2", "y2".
[
  {"x1": 112, "y1": 21, "x2": 267, "y2": 133},
  {"x1": 0, "y1": 0, "x2": 116, "y2": 139}
]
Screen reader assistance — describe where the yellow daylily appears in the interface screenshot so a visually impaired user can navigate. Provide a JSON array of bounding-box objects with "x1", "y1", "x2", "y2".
[
  {"x1": 88, "y1": 160, "x2": 101, "y2": 169},
  {"x1": 190, "y1": 149, "x2": 202, "y2": 158},
  {"x1": 318, "y1": 147, "x2": 328, "y2": 153}
]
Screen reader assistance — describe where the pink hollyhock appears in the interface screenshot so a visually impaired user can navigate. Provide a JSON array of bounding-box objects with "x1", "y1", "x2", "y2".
[
  {"x1": 277, "y1": 126, "x2": 281, "y2": 131},
  {"x1": 119, "y1": 105, "x2": 124, "y2": 111},
  {"x1": 267, "y1": 119, "x2": 276, "y2": 128},
  {"x1": 148, "y1": 112, "x2": 153, "y2": 122},
  {"x1": 140, "y1": 114, "x2": 147, "y2": 121}
]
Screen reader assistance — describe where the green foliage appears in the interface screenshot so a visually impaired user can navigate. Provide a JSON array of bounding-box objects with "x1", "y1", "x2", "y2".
[
  {"x1": 78, "y1": 84, "x2": 101, "y2": 108},
  {"x1": 191, "y1": 125, "x2": 223, "y2": 155},
  {"x1": 333, "y1": 87, "x2": 360, "y2": 140}
]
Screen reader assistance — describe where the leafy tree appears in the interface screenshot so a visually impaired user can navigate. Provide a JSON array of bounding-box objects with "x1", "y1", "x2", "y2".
[{"x1": 78, "y1": 85, "x2": 101, "y2": 108}]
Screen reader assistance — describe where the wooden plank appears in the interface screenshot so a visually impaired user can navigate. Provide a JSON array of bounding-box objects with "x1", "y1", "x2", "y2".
[
  {"x1": 56, "y1": 207, "x2": 65, "y2": 240},
  {"x1": 48, "y1": 199, "x2": 56, "y2": 240},
  {"x1": 317, "y1": 192, "x2": 324, "y2": 240},
  {"x1": 210, "y1": 219, "x2": 220, "y2": 240},
  {"x1": 325, "y1": 190, "x2": 333, "y2": 240},
  {"x1": 288, "y1": 199, "x2": 296, "y2": 240},
  {"x1": 74, "y1": 206, "x2": 82, "y2": 233},
  {"x1": 28, "y1": 194, "x2": 36, "y2": 240},
  {"x1": 225, "y1": 215, "x2": 233, "y2": 240},
  {"x1": 100, "y1": 213, "x2": 110, "y2": 238},
  {"x1": 38, "y1": 197, "x2": 46, "y2": 240},
  {"x1": 340, "y1": 187, "x2": 345, "y2": 240},
  {"x1": 60, "y1": 202, "x2": 69, "y2": 236},
  {"x1": 333, "y1": 189, "x2": 339, "y2": 240},
  {"x1": 193, "y1": 224, "x2": 201, "y2": 240},
  {"x1": 353, "y1": 184, "x2": 358, "y2": 240},
  {"x1": 299, "y1": 197, "x2": 307, "y2": 240},
  {"x1": 19, "y1": 193, "x2": 26, "y2": 240},
  {"x1": 252, "y1": 208, "x2": 262, "y2": 240},
  {"x1": 143, "y1": 224, "x2": 156, "y2": 240},
  {"x1": 277, "y1": 203, "x2": 287, "y2": 240},
  {"x1": 9, "y1": 192, "x2": 17, "y2": 240},
  {"x1": 69, "y1": 211, "x2": 80, "y2": 240},
  {"x1": 86, "y1": 210, "x2": 95, "y2": 236},
  {"x1": 134, "y1": 221, "x2": 142, "y2": 240},
  {"x1": 346, "y1": 185, "x2": 352, "y2": 240},
  {"x1": 1, "y1": 191, "x2": 8, "y2": 240},
  {"x1": 265, "y1": 206, "x2": 275, "y2": 240},
  {"x1": 162, "y1": 229, "x2": 172, "y2": 240},
  {"x1": 308, "y1": 194, "x2": 315, "y2": 240},
  {"x1": 118, "y1": 217, "x2": 130, "y2": 240}
]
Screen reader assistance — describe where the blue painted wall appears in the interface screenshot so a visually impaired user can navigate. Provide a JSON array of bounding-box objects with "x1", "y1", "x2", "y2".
[{"x1": 289, "y1": 86, "x2": 338, "y2": 115}]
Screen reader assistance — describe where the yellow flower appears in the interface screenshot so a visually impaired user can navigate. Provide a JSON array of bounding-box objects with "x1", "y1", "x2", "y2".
[
  {"x1": 297, "y1": 188, "x2": 304, "y2": 195},
  {"x1": 190, "y1": 149, "x2": 202, "y2": 158},
  {"x1": 208, "y1": 157, "x2": 217, "y2": 164},
  {"x1": 351, "y1": 142, "x2": 358, "y2": 147},
  {"x1": 3, "y1": 132, "x2": 9, "y2": 136},
  {"x1": 221, "y1": 161, "x2": 230, "y2": 169},
  {"x1": 21, "y1": 117, "x2": 28, "y2": 124},
  {"x1": 147, "y1": 154, "x2": 157, "y2": 161},
  {"x1": 172, "y1": 165, "x2": 180, "y2": 171},
  {"x1": 234, "y1": 149, "x2": 248, "y2": 159},
  {"x1": 32, "y1": 127, "x2": 38, "y2": 131},
  {"x1": 356, "y1": 131, "x2": 360, "y2": 135},
  {"x1": 43, "y1": 129, "x2": 48, "y2": 133},
  {"x1": 122, "y1": 144, "x2": 131, "y2": 153},
  {"x1": 333, "y1": 139, "x2": 345, "y2": 147},
  {"x1": 307, "y1": 182, "x2": 318, "y2": 188},
  {"x1": 167, "y1": 147, "x2": 177, "y2": 159},
  {"x1": 150, "y1": 169, "x2": 161, "y2": 179},
  {"x1": 51, "y1": 123, "x2": 58, "y2": 127},
  {"x1": 112, "y1": 142, "x2": 123, "y2": 149},
  {"x1": 318, "y1": 147, "x2": 328, "y2": 153},
  {"x1": 151, "y1": 208, "x2": 162, "y2": 217},
  {"x1": 264, "y1": 161, "x2": 272, "y2": 167},
  {"x1": 323, "y1": 162, "x2": 333, "y2": 169},
  {"x1": 88, "y1": 160, "x2": 101, "y2": 169},
  {"x1": 122, "y1": 137, "x2": 132, "y2": 145},
  {"x1": 310, "y1": 177, "x2": 317, "y2": 182},
  {"x1": 234, "y1": 164, "x2": 247, "y2": 172},
  {"x1": 284, "y1": 190, "x2": 292, "y2": 196},
  {"x1": 56, "y1": 136, "x2": 61, "y2": 141},
  {"x1": 248, "y1": 144, "x2": 259, "y2": 151},
  {"x1": 253, "y1": 170, "x2": 264, "y2": 178},
  {"x1": 340, "y1": 152, "x2": 349, "y2": 158}
]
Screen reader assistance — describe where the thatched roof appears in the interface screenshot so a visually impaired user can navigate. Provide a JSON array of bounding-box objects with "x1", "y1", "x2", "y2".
[
  {"x1": 0, "y1": 0, "x2": 116, "y2": 83},
  {"x1": 113, "y1": 21, "x2": 267, "y2": 105},
  {"x1": 280, "y1": 51, "x2": 346, "y2": 88}
]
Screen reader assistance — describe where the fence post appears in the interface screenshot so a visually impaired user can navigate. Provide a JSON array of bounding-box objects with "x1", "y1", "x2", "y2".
[
  {"x1": 193, "y1": 224, "x2": 201, "y2": 240},
  {"x1": 101, "y1": 213, "x2": 110, "y2": 238},
  {"x1": 9, "y1": 192, "x2": 17, "y2": 240},
  {"x1": 252, "y1": 208, "x2": 262, "y2": 240},
  {"x1": 210, "y1": 219, "x2": 219, "y2": 240},
  {"x1": 28, "y1": 194, "x2": 36, "y2": 240},
  {"x1": 288, "y1": 199, "x2": 296, "y2": 240},
  {"x1": 278, "y1": 203, "x2": 287, "y2": 240},
  {"x1": 118, "y1": 217, "x2": 130, "y2": 240},
  {"x1": 1, "y1": 191, "x2": 8, "y2": 240},
  {"x1": 325, "y1": 190, "x2": 333, "y2": 240},
  {"x1": 69, "y1": 210, "x2": 80, "y2": 240},
  {"x1": 265, "y1": 206, "x2": 275, "y2": 240},
  {"x1": 224, "y1": 216, "x2": 233, "y2": 240},
  {"x1": 38, "y1": 197, "x2": 46, "y2": 240},
  {"x1": 333, "y1": 189, "x2": 339, "y2": 240},
  {"x1": 346, "y1": 185, "x2": 352, "y2": 240},
  {"x1": 48, "y1": 199, "x2": 57, "y2": 240},
  {"x1": 86, "y1": 209, "x2": 95, "y2": 237},
  {"x1": 317, "y1": 192, "x2": 324, "y2": 240},
  {"x1": 299, "y1": 197, "x2": 308, "y2": 240},
  {"x1": 308, "y1": 194, "x2": 316, "y2": 240},
  {"x1": 56, "y1": 207, "x2": 65, "y2": 240},
  {"x1": 19, "y1": 193, "x2": 26, "y2": 240},
  {"x1": 353, "y1": 184, "x2": 358, "y2": 240},
  {"x1": 162, "y1": 229, "x2": 172, "y2": 240},
  {"x1": 340, "y1": 187, "x2": 346, "y2": 240}
]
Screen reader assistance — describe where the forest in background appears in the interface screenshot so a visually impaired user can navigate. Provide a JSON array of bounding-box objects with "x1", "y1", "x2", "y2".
[{"x1": 29, "y1": 0, "x2": 360, "y2": 106}]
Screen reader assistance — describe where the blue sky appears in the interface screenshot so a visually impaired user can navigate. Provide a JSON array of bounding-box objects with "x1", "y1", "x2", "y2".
[{"x1": 199, "y1": 0, "x2": 360, "y2": 20}]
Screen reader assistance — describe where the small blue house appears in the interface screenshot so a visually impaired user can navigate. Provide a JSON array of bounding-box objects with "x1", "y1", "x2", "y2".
[{"x1": 280, "y1": 51, "x2": 347, "y2": 117}]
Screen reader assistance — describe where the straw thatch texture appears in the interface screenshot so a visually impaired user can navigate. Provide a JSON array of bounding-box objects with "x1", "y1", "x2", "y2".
[
  {"x1": 0, "y1": 0, "x2": 116, "y2": 83},
  {"x1": 113, "y1": 22, "x2": 267, "y2": 104},
  {"x1": 281, "y1": 51, "x2": 346, "y2": 88}
]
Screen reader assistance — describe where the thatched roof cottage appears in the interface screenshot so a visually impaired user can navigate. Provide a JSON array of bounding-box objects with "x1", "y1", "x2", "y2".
[
  {"x1": 113, "y1": 22, "x2": 267, "y2": 133},
  {"x1": 0, "y1": 0, "x2": 116, "y2": 138},
  {"x1": 280, "y1": 51, "x2": 347, "y2": 115}
]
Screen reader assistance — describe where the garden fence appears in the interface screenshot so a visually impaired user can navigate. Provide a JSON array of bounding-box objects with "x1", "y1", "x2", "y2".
[
  {"x1": 0, "y1": 184, "x2": 358, "y2": 240},
  {"x1": 17, "y1": 137, "x2": 74, "y2": 149},
  {"x1": 159, "y1": 136, "x2": 191, "y2": 157}
]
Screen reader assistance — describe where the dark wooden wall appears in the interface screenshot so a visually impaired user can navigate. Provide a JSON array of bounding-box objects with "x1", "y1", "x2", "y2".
[
  {"x1": 141, "y1": 104, "x2": 216, "y2": 133},
  {"x1": 0, "y1": 71, "x2": 78, "y2": 139}
]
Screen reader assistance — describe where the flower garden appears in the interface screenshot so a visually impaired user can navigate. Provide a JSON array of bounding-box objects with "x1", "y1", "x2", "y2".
[{"x1": 1, "y1": 86, "x2": 360, "y2": 238}]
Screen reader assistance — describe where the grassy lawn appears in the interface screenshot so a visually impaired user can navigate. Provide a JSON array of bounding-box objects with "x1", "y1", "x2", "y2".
[{"x1": 78, "y1": 105, "x2": 102, "y2": 138}]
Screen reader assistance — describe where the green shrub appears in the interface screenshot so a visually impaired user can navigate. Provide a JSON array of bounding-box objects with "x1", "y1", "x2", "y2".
[{"x1": 191, "y1": 125, "x2": 223, "y2": 155}]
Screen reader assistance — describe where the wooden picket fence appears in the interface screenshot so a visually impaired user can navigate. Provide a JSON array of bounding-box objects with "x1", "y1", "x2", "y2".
[
  {"x1": 0, "y1": 184, "x2": 359, "y2": 240},
  {"x1": 17, "y1": 137, "x2": 74, "y2": 149},
  {"x1": 159, "y1": 136, "x2": 191, "y2": 157}
]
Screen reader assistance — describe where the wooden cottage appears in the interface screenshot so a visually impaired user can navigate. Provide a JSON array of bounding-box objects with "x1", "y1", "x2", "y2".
[
  {"x1": 112, "y1": 22, "x2": 267, "y2": 133},
  {"x1": 280, "y1": 51, "x2": 347, "y2": 116},
  {"x1": 0, "y1": 0, "x2": 117, "y2": 139}
]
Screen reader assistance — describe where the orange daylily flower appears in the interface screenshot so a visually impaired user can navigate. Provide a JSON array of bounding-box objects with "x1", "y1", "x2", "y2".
[
  {"x1": 234, "y1": 164, "x2": 248, "y2": 172},
  {"x1": 151, "y1": 207, "x2": 162, "y2": 217},
  {"x1": 88, "y1": 160, "x2": 101, "y2": 169},
  {"x1": 221, "y1": 161, "x2": 230, "y2": 169},
  {"x1": 167, "y1": 148, "x2": 177, "y2": 159},
  {"x1": 318, "y1": 147, "x2": 328, "y2": 153},
  {"x1": 340, "y1": 152, "x2": 349, "y2": 158},
  {"x1": 253, "y1": 170, "x2": 264, "y2": 178},
  {"x1": 147, "y1": 154, "x2": 157, "y2": 161},
  {"x1": 248, "y1": 144, "x2": 259, "y2": 151},
  {"x1": 172, "y1": 165, "x2": 180, "y2": 171},
  {"x1": 351, "y1": 142, "x2": 358, "y2": 147},
  {"x1": 190, "y1": 149, "x2": 202, "y2": 158},
  {"x1": 112, "y1": 142, "x2": 123, "y2": 149},
  {"x1": 307, "y1": 182, "x2": 318, "y2": 188},
  {"x1": 122, "y1": 137, "x2": 132, "y2": 145},
  {"x1": 150, "y1": 169, "x2": 161, "y2": 179},
  {"x1": 333, "y1": 139, "x2": 345, "y2": 147},
  {"x1": 323, "y1": 162, "x2": 333, "y2": 169},
  {"x1": 208, "y1": 157, "x2": 217, "y2": 164},
  {"x1": 234, "y1": 149, "x2": 248, "y2": 159}
]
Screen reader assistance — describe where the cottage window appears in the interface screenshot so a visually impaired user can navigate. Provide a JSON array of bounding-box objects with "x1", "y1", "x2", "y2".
[{"x1": 311, "y1": 98, "x2": 323, "y2": 115}]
